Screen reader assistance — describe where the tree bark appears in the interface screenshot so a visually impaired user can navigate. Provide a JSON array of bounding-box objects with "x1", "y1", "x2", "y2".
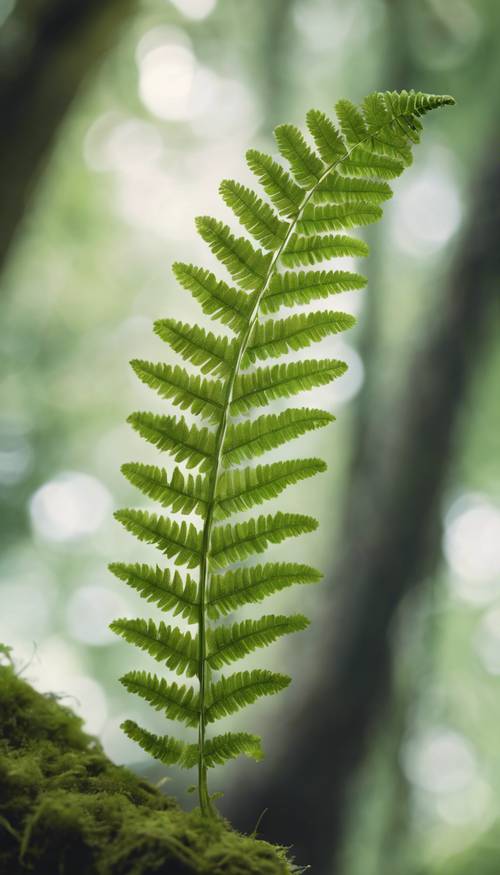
[
  {"x1": 0, "y1": 0, "x2": 137, "y2": 273},
  {"x1": 226, "y1": 134, "x2": 500, "y2": 873}
]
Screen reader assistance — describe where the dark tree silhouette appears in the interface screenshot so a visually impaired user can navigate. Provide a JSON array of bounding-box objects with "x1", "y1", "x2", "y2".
[{"x1": 0, "y1": 0, "x2": 137, "y2": 273}]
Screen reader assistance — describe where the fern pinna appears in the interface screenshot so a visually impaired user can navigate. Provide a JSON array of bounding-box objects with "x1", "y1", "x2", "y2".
[{"x1": 109, "y1": 91, "x2": 454, "y2": 816}]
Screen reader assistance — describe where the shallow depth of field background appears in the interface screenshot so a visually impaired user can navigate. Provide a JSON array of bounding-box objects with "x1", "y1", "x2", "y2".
[{"x1": 1, "y1": 1, "x2": 500, "y2": 873}]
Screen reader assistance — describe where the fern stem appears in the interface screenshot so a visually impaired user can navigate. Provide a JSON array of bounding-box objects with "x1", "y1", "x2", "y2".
[{"x1": 195, "y1": 109, "x2": 421, "y2": 813}]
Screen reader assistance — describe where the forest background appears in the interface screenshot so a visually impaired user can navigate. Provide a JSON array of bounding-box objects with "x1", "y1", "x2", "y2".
[{"x1": 1, "y1": 1, "x2": 499, "y2": 873}]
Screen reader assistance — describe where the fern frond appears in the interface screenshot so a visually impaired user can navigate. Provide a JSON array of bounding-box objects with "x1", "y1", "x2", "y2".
[
  {"x1": 120, "y1": 671, "x2": 199, "y2": 727},
  {"x1": 207, "y1": 562, "x2": 322, "y2": 619},
  {"x1": 274, "y1": 124, "x2": 323, "y2": 188},
  {"x1": 219, "y1": 180, "x2": 287, "y2": 250},
  {"x1": 172, "y1": 262, "x2": 253, "y2": 333},
  {"x1": 362, "y1": 93, "x2": 413, "y2": 164},
  {"x1": 207, "y1": 614, "x2": 309, "y2": 669},
  {"x1": 261, "y1": 270, "x2": 366, "y2": 313},
  {"x1": 154, "y1": 319, "x2": 237, "y2": 377},
  {"x1": 108, "y1": 563, "x2": 198, "y2": 624},
  {"x1": 114, "y1": 510, "x2": 202, "y2": 568},
  {"x1": 110, "y1": 618, "x2": 198, "y2": 677},
  {"x1": 131, "y1": 360, "x2": 224, "y2": 424},
  {"x1": 245, "y1": 310, "x2": 355, "y2": 362},
  {"x1": 223, "y1": 407, "x2": 334, "y2": 466},
  {"x1": 214, "y1": 459, "x2": 327, "y2": 519},
  {"x1": 122, "y1": 720, "x2": 198, "y2": 768},
  {"x1": 207, "y1": 670, "x2": 291, "y2": 721},
  {"x1": 281, "y1": 232, "x2": 369, "y2": 267},
  {"x1": 121, "y1": 463, "x2": 208, "y2": 515},
  {"x1": 246, "y1": 149, "x2": 303, "y2": 218},
  {"x1": 127, "y1": 412, "x2": 215, "y2": 472},
  {"x1": 112, "y1": 89, "x2": 454, "y2": 813},
  {"x1": 313, "y1": 172, "x2": 393, "y2": 204},
  {"x1": 306, "y1": 109, "x2": 346, "y2": 164},
  {"x1": 207, "y1": 562, "x2": 323, "y2": 620},
  {"x1": 204, "y1": 732, "x2": 263, "y2": 766},
  {"x1": 231, "y1": 359, "x2": 347, "y2": 414},
  {"x1": 210, "y1": 512, "x2": 318, "y2": 569},
  {"x1": 384, "y1": 90, "x2": 454, "y2": 117},
  {"x1": 297, "y1": 202, "x2": 382, "y2": 234},
  {"x1": 335, "y1": 98, "x2": 368, "y2": 145},
  {"x1": 196, "y1": 217, "x2": 271, "y2": 292},
  {"x1": 338, "y1": 150, "x2": 404, "y2": 179}
]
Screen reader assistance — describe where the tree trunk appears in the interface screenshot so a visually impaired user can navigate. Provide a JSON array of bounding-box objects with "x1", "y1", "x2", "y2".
[{"x1": 0, "y1": 0, "x2": 137, "y2": 273}]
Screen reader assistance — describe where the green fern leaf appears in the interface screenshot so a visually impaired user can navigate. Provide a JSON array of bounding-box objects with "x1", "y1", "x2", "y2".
[
  {"x1": 121, "y1": 463, "x2": 208, "y2": 515},
  {"x1": 246, "y1": 149, "x2": 303, "y2": 218},
  {"x1": 231, "y1": 359, "x2": 347, "y2": 414},
  {"x1": 338, "y1": 150, "x2": 404, "y2": 179},
  {"x1": 245, "y1": 310, "x2": 355, "y2": 362},
  {"x1": 108, "y1": 563, "x2": 198, "y2": 624},
  {"x1": 111, "y1": 89, "x2": 454, "y2": 813},
  {"x1": 261, "y1": 269, "x2": 366, "y2": 313},
  {"x1": 207, "y1": 670, "x2": 291, "y2": 721},
  {"x1": 214, "y1": 458, "x2": 326, "y2": 519},
  {"x1": 313, "y1": 171, "x2": 393, "y2": 204},
  {"x1": 172, "y1": 262, "x2": 253, "y2": 333},
  {"x1": 154, "y1": 318, "x2": 237, "y2": 377},
  {"x1": 207, "y1": 562, "x2": 322, "y2": 619},
  {"x1": 274, "y1": 124, "x2": 324, "y2": 187},
  {"x1": 223, "y1": 407, "x2": 334, "y2": 466},
  {"x1": 219, "y1": 179, "x2": 287, "y2": 250},
  {"x1": 297, "y1": 202, "x2": 382, "y2": 234},
  {"x1": 114, "y1": 510, "x2": 202, "y2": 568},
  {"x1": 204, "y1": 732, "x2": 263, "y2": 766},
  {"x1": 127, "y1": 412, "x2": 215, "y2": 472},
  {"x1": 110, "y1": 618, "x2": 198, "y2": 677},
  {"x1": 131, "y1": 360, "x2": 225, "y2": 424},
  {"x1": 306, "y1": 109, "x2": 346, "y2": 164},
  {"x1": 281, "y1": 232, "x2": 368, "y2": 267},
  {"x1": 385, "y1": 89, "x2": 454, "y2": 117},
  {"x1": 196, "y1": 216, "x2": 271, "y2": 292},
  {"x1": 120, "y1": 671, "x2": 199, "y2": 727},
  {"x1": 362, "y1": 92, "x2": 413, "y2": 164},
  {"x1": 335, "y1": 97, "x2": 369, "y2": 144},
  {"x1": 209, "y1": 512, "x2": 318, "y2": 569},
  {"x1": 122, "y1": 720, "x2": 198, "y2": 768},
  {"x1": 207, "y1": 614, "x2": 309, "y2": 670}
]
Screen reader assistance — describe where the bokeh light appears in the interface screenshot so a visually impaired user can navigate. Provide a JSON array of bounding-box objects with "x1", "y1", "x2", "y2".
[
  {"x1": 169, "y1": 0, "x2": 217, "y2": 21},
  {"x1": 84, "y1": 116, "x2": 164, "y2": 174},
  {"x1": 444, "y1": 494, "x2": 500, "y2": 583},
  {"x1": 29, "y1": 472, "x2": 112, "y2": 542},
  {"x1": 66, "y1": 584, "x2": 131, "y2": 646},
  {"x1": 391, "y1": 150, "x2": 462, "y2": 256},
  {"x1": 139, "y1": 42, "x2": 200, "y2": 121},
  {"x1": 475, "y1": 608, "x2": 500, "y2": 675},
  {"x1": 402, "y1": 727, "x2": 478, "y2": 795}
]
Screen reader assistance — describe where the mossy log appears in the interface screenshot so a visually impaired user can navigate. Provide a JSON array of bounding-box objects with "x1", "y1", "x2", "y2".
[{"x1": 0, "y1": 664, "x2": 296, "y2": 874}]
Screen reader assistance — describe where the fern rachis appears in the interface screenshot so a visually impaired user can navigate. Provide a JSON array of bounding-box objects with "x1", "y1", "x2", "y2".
[{"x1": 110, "y1": 90, "x2": 454, "y2": 818}]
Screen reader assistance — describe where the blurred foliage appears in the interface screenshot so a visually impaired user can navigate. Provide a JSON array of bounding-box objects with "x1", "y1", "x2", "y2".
[{"x1": 1, "y1": 1, "x2": 500, "y2": 874}]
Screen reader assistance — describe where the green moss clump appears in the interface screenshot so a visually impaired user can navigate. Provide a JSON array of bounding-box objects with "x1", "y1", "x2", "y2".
[{"x1": 0, "y1": 664, "x2": 298, "y2": 874}]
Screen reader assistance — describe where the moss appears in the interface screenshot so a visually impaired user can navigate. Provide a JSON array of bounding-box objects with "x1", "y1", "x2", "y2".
[{"x1": 0, "y1": 665, "x2": 298, "y2": 874}]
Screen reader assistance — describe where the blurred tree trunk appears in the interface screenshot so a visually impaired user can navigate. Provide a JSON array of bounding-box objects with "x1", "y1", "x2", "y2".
[
  {"x1": 0, "y1": 0, "x2": 137, "y2": 274},
  {"x1": 227, "y1": 131, "x2": 500, "y2": 873}
]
